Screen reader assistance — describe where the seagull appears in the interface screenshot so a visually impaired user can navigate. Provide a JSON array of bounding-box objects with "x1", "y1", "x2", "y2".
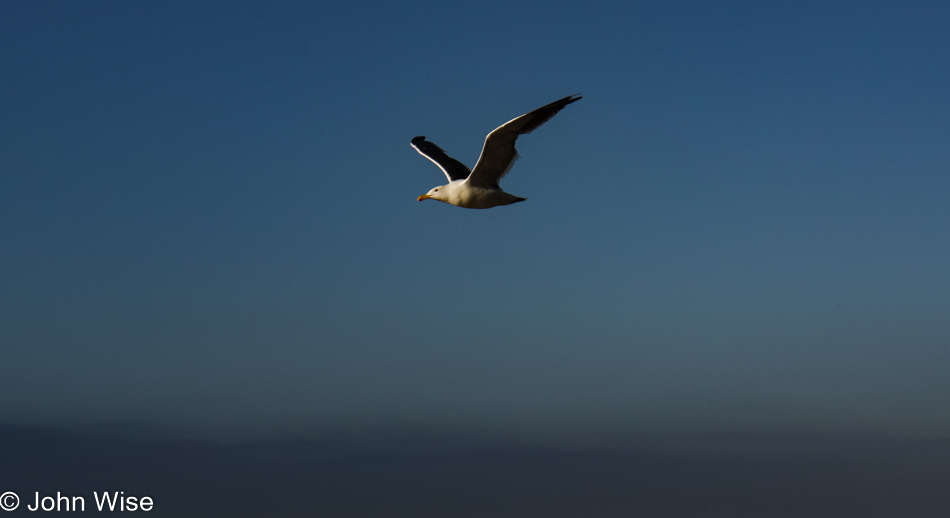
[{"x1": 412, "y1": 94, "x2": 581, "y2": 209}]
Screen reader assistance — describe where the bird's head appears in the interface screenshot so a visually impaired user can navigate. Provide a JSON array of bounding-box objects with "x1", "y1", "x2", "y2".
[{"x1": 417, "y1": 185, "x2": 447, "y2": 202}]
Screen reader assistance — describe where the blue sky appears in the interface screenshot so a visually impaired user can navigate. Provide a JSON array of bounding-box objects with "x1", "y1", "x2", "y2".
[{"x1": 2, "y1": 0, "x2": 949, "y2": 447}]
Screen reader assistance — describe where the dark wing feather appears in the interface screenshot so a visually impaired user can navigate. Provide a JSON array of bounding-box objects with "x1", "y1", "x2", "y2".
[
  {"x1": 466, "y1": 94, "x2": 581, "y2": 189},
  {"x1": 411, "y1": 136, "x2": 471, "y2": 182}
]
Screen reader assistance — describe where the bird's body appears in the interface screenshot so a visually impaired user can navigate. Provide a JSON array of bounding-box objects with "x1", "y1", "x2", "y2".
[
  {"x1": 421, "y1": 179, "x2": 526, "y2": 209},
  {"x1": 413, "y1": 94, "x2": 581, "y2": 209}
]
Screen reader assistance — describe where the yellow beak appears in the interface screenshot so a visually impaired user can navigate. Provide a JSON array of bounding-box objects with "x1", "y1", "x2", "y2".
[{"x1": 417, "y1": 194, "x2": 431, "y2": 201}]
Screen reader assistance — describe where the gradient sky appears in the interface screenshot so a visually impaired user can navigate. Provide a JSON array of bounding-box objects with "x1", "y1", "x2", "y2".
[{"x1": 2, "y1": 0, "x2": 949, "y2": 448}]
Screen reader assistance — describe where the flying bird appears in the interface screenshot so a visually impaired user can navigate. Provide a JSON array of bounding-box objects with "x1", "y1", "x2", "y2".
[{"x1": 412, "y1": 94, "x2": 581, "y2": 209}]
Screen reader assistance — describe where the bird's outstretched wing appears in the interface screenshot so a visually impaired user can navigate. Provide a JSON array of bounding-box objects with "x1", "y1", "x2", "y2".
[
  {"x1": 467, "y1": 94, "x2": 582, "y2": 189},
  {"x1": 411, "y1": 136, "x2": 471, "y2": 182}
]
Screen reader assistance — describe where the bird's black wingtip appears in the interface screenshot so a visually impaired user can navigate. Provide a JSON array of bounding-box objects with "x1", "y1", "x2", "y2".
[{"x1": 546, "y1": 94, "x2": 582, "y2": 110}]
